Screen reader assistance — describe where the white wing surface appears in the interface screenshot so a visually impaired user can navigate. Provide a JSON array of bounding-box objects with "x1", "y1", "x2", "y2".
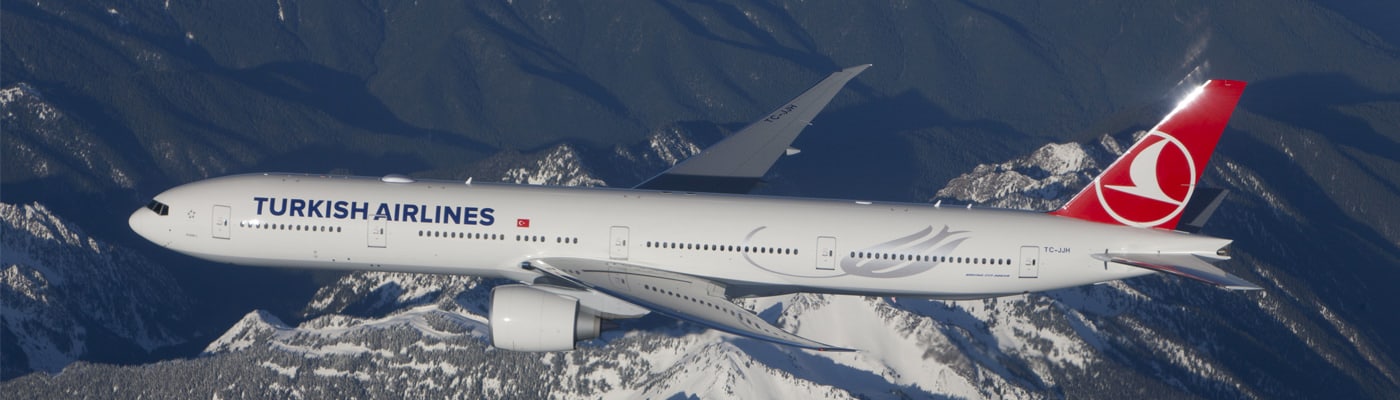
[{"x1": 527, "y1": 257, "x2": 854, "y2": 352}]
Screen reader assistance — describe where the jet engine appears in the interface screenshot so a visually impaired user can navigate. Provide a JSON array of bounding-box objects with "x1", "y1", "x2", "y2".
[{"x1": 489, "y1": 284, "x2": 602, "y2": 352}]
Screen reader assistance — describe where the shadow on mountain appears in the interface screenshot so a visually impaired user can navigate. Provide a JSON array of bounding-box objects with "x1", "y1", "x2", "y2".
[
  {"x1": 1212, "y1": 132, "x2": 1400, "y2": 395},
  {"x1": 1242, "y1": 74, "x2": 1400, "y2": 204},
  {"x1": 1313, "y1": 3, "x2": 1400, "y2": 49},
  {"x1": 463, "y1": 4, "x2": 635, "y2": 119},
  {"x1": 333, "y1": 282, "x2": 418, "y2": 318},
  {"x1": 773, "y1": 90, "x2": 1037, "y2": 201},
  {"x1": 1224, "y1": 130, "x2": 1400, "y2": 265},
  {"x1": 1227, "y1": 129, "x2": 1400, "y2": 261},
  {"x1": 225, "y1": 62, "x2": 496, "y2": 154},
  {"x1": 652, "y1": 0, "x2": 838, "y2": 72},
  {"x1": 19, "y1": 2, "x2": 496, "y2": 157},
  {"x1": 952, "y1": 0, "x2": 1060, "y2": 74},
  {"x1": 13, "y1": 82, "x2": 173, "y2": 192},
  {"x1": 244, "y1": 145, "x2": 433, "y2": 177},
  {"x1": 6, "y1": 2, "x2": 493, "y2": 187},
  {"x1": 1242, "y1": 74, "x2": 1400, "y2": 163}
]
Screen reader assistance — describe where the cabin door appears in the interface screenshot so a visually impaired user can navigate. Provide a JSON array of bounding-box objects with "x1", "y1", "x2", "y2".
[
  {"x1": 368, "y1": 217, "x2": 388, "y2": 248},
  {"x1": 609, "y1": 226, "x2": 629, "y2": 260},
  {"x1": 212, "y1": 205, "x2": 231, "y2": 239},
  {"x1": 815, "y1": 236, "x2": 837, "y2": 270},
  {"x1": 1019, "y1": 246, "x2": 1040, "y2": 278}
]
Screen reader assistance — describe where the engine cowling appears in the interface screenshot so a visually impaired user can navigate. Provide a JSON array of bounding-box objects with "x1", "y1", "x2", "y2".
[{"x1": 489, "y1": 284, "x2": 601, "y2": 352}]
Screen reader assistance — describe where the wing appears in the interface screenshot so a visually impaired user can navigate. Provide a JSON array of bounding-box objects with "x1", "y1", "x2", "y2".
[
  {"x1": 635, "y1": 64, "x2": 871, "y2": 194},
  {"x1": 526, "y1": 257, "x2": 854, "y2": 352},
  {"x1": 1093, "y1": 252, "x2": 1261, "y2": 290}
]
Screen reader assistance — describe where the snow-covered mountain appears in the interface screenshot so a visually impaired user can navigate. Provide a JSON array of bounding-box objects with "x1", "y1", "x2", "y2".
[
  {"x1": 463, "y1": 124, "x2": 708, "y2": 189},
  {"x1": 935, "y1": 135, "x2": 1130, "y2": 211},
  {"x1": 500, "y1": 144, "x2": 607, "y2": 187},
  {"x1": 1, "y1": 202, "x2": 189, "y2": 380}
]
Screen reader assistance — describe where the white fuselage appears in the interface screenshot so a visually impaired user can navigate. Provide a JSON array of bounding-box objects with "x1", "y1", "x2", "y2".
[{"x1": 130, "y1": 173, "x2": 1229, "y2": 299}]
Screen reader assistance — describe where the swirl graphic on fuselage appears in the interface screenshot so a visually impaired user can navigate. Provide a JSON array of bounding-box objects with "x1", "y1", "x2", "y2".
[
  {"x1": 839, "y1": 226, "x2": 971, "y2": 278},
  {"x1": 741, "y1": 226, "x2": 849, "y2": 278},
  {"x1": 739, "y1": 225, "x2": 971, "y2": 279}
]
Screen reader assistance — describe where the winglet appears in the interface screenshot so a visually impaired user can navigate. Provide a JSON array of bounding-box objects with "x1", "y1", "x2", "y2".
[{"x1": 636, "y1": 65, "x2": 871, "y2": 194}]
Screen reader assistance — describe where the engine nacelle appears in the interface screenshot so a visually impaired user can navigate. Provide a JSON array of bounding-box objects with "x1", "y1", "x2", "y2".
[{"x1": 489, "y1": 284, "x2": 602, "y2": 352}]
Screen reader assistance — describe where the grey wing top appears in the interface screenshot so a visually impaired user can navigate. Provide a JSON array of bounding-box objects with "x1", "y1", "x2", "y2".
[{"x1": 635, "y1": 64, "x2": 871, "y2": 194}]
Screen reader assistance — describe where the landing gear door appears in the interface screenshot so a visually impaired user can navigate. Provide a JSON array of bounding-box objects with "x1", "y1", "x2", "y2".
[
  {"x1": 368, "y1": 216, "x2": 388, "y2": 248},
  {"x1": 212, "y1": 205, "x2": 231, "y2": 239},
  {"x1": 1019, "y1": 246, "x2": 1040, "y2": 278}
]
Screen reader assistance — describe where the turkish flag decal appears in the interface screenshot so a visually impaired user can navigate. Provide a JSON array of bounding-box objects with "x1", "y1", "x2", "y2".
[{"x1": 516, "y1": 218, "x2": 530, "y2": 228}]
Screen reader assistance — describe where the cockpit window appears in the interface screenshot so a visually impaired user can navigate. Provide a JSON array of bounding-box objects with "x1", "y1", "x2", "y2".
[{"x1": 146, "y1": 200, "x2": 170, "y2": 216}]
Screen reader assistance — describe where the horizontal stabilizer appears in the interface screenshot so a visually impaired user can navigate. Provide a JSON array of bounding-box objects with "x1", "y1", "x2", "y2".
[
  {"x1": 528, "y1": 257, "x2": 854, "y2": 351},
  {"x1": 1093, "y1": 252, "x2": 1261, "y2": 290}
]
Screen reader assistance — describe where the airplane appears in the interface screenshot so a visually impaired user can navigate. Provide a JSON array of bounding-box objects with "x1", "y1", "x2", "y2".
[{"x1": 130, "y1": 65, "x2": 1258, "y2": 352}]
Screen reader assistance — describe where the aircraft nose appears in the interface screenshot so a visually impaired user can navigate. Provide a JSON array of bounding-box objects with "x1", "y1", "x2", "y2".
[{"x1": 129, "y1": 208, "x2": 164, "y2": 247}]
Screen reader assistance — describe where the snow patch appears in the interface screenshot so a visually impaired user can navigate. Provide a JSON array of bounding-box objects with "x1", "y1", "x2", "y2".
[
  {"x1": 502, "y1": 144, "x2": 607, "y2": 187},
  {"x1": 260, "y1": 361, "x2": 298, "y2": 378},
  {"x1": 937, "y1": 137, "x2": 1117, "y2": 211}
]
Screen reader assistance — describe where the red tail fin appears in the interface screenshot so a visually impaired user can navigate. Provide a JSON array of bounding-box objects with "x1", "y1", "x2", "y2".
[{"x1": 1051, "y1": 80, "x2": 1246, "y2": 229}]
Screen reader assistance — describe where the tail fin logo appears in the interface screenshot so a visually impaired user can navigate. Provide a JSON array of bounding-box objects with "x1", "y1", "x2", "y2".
[
  {"x1": 1052, "y1": 79, "x2": 1244, "y2": 229},
  {"x1": 1093, "y1": 130, "x2": 1196, "y2": 227}
]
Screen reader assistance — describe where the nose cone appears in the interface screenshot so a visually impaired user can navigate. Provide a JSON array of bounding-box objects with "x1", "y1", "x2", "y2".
[{"x1": 129, "y1": 208, "x2": 165, "y2": 247}]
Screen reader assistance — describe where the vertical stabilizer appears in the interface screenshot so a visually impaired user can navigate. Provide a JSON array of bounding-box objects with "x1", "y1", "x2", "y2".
[{"x1": 1051, "y1": 80, "x2": 1246, "y2": 230}]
